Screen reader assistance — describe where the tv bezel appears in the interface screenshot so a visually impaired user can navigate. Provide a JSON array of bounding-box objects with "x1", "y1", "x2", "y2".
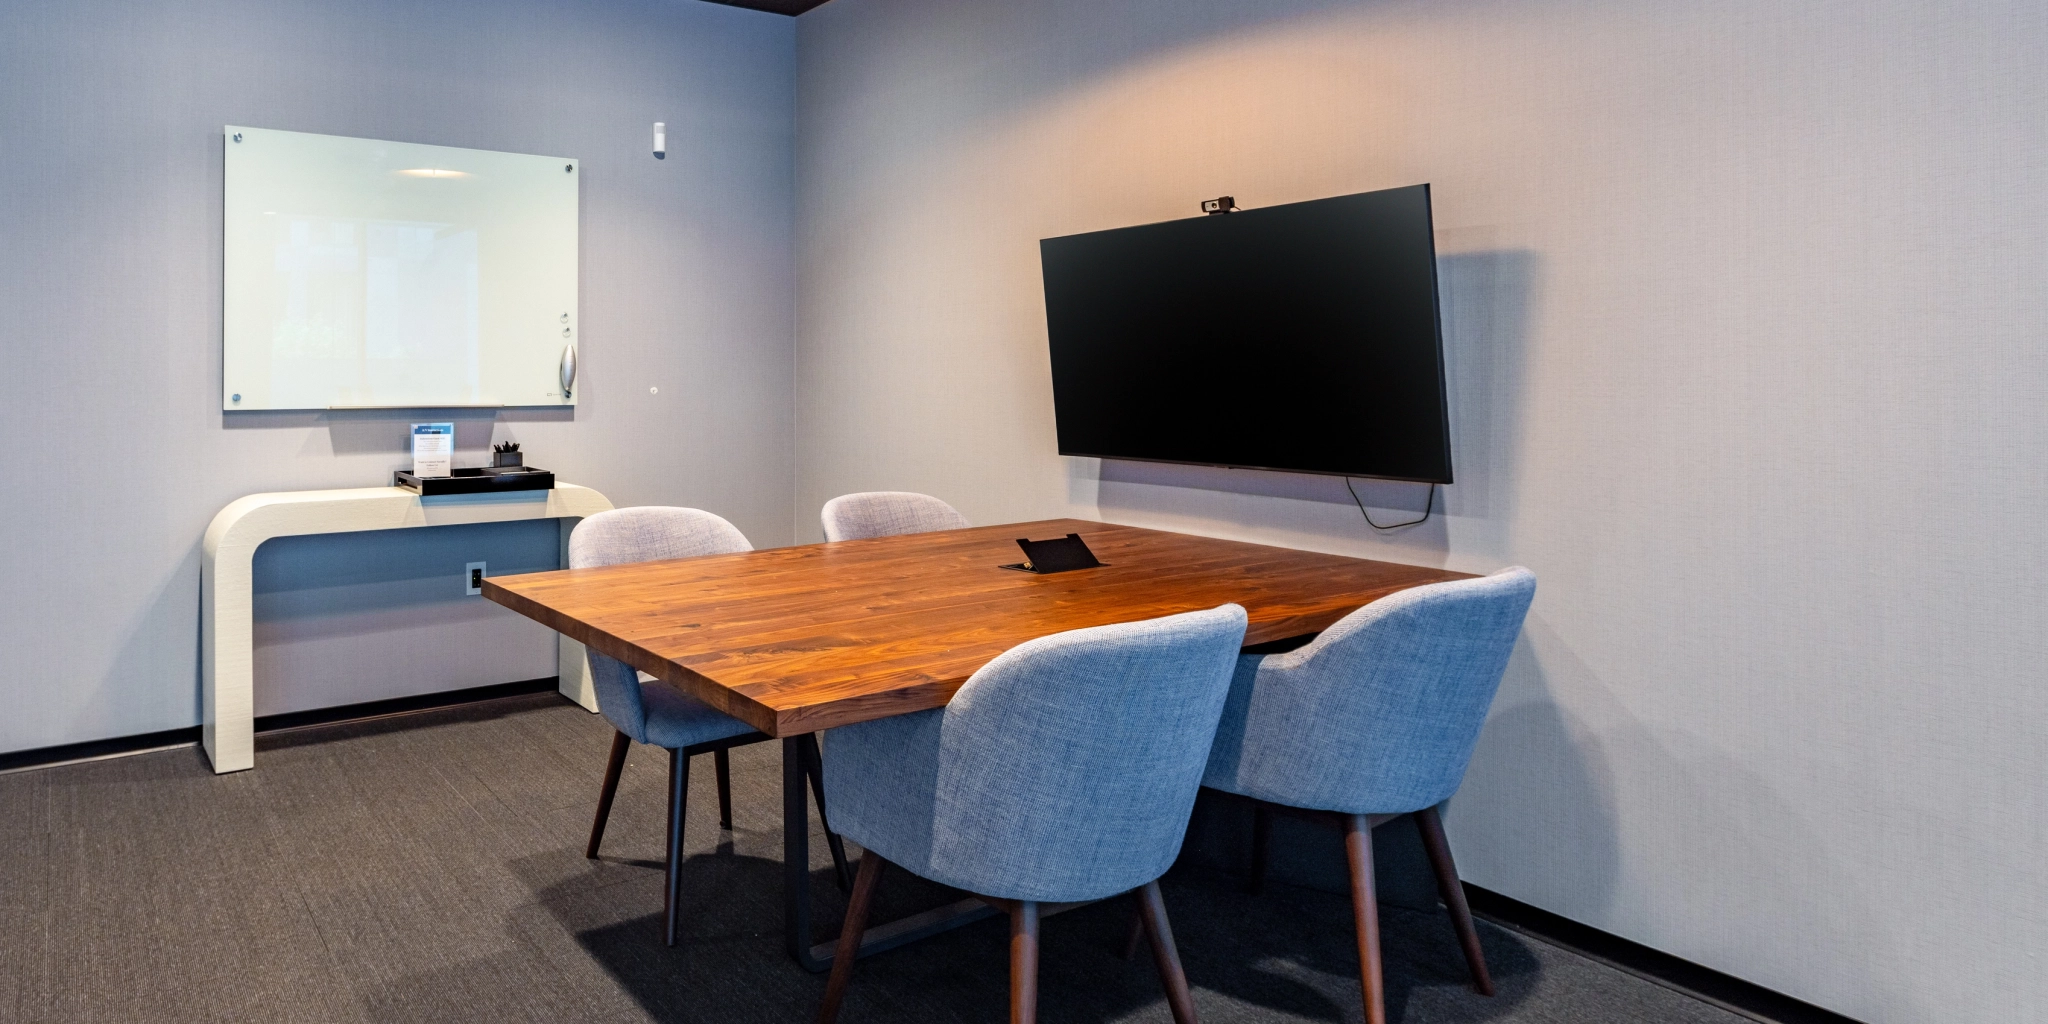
[{"x1": 1043, "y1": 184, "x2": 1454, "y2": 485}]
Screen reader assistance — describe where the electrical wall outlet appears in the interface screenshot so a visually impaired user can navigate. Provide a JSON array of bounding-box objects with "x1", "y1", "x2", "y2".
[{"x1": 466, "y1": 561, "x2": 487, "y2": 596}]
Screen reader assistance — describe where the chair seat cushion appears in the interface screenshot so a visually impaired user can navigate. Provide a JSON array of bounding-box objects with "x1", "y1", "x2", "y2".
[{"x1": 637, "y1": 672, "x2": 758, "y2": 750}]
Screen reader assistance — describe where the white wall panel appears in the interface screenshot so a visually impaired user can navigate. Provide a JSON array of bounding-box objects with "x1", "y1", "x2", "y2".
[
  {"x1": 0, "y1": 0, "x2": 796, "y2": 752},
  {"x1": 793, "y1": 1, "x2": 2048, "y2": 1018}
]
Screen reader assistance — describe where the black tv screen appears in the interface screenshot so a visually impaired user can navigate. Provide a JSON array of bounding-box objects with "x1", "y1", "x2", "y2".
[{"x1": 1040, "y1": 184, "x2": 1451, "y2": 483}]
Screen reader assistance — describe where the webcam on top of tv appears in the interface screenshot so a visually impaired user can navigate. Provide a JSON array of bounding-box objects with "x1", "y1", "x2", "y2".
[{"x1": 1201, "y1": 196, "x2": 1240, "y2": 215}]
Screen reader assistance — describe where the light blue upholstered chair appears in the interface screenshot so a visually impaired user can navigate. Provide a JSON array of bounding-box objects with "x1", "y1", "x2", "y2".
[
  {"x1": 1201, "y1": 567, "x2": 1536, "y2": 1024},
  {"x1": 820, "y1": 491, "x2": 969, "y2": 541},
  {"x1": 572, "y1": 506, "x2": 851, "y2": 946},
  {"x1": 815, "y1": 604, "x2": 1251, "y2": 1024}
]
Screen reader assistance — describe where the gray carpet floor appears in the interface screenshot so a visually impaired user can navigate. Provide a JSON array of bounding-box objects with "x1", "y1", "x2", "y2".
[{"x1": 0, "y1": 694, "x2": 1748, "y2": 1024}]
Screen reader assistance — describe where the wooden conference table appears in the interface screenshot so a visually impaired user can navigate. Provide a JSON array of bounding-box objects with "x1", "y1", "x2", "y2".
[{"x1": 483, "y1": 518, "x2": 1470, "y2": 970}]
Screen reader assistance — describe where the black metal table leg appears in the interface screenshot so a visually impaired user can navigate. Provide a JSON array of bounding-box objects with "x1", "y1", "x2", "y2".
[
  {"x1": 783, "y1": 736, "x2": 828, "y2": 970},
  {"x1": 782, "y1": 733, "x2": 999, "y2": 973}
]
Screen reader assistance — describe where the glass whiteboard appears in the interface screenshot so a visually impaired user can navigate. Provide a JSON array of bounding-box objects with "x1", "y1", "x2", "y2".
[{"x1": 223, "y1": 127, "x2": 579, "y2": 410}]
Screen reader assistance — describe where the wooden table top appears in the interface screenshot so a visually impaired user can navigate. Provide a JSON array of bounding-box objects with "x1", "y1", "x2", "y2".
[{"x1": 483, "y1": 518, "x2": 1472, "y2": 737}]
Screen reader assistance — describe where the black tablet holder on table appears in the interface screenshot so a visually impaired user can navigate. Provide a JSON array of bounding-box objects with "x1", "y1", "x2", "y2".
[{"x1": 999, "y1": 533, "x2": 1105, "y2": 574}]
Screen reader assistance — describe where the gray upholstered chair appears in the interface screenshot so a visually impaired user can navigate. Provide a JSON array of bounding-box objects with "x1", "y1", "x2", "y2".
[
  {"x1": 572, "y1": 506, "x2": 851, "y2": 946},
  {"x1": 1200, "y1": 567, "x2": 1537, "y2": 1024},
  {"x1": 815, "y1": 604, "x2": 1251, "y2": 1024},
  {"x1": 819, "y1": 491, "x2": 969, "y2": 541}
]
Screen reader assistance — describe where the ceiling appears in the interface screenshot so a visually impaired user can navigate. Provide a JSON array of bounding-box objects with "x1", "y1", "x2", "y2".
[{"x1": 701, "y1": 0, "x2": 832, "y2": 14}]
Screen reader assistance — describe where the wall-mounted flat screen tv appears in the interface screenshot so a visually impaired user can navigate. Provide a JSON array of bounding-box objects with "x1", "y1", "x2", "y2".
[{"x1": 1040, "y1": 184, "x2": 1451, "y2": 483}]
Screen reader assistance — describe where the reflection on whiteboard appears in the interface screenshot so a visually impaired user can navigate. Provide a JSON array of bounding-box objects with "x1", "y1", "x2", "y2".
[
  {"x1": 224, "y1": 127, "x2": 577, "y2": 410},
  {"x1": 270, "y1": 218, "x2": 480, "y2": 399}
]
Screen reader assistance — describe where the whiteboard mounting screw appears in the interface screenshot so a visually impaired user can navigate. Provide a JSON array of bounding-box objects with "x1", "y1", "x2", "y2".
[
  {"x1": 565, "y1": 163, "x2": 573, "y2": 173},
  {"x1": 232, "y1": 133, "x2": 242, "y2": 142}
]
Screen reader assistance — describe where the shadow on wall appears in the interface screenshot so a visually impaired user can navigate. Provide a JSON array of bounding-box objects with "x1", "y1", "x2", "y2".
[
  {"x1": 1087, "y1": 248, "x2": 1538, "y2": 560},
  {"x1": 1436, "y1": 248, "x2": 1539, "y2": 539},
  {"x1": 175, "y1": 406, "x2": 576, "y2": 730},
  {"x1": 1452, "y1": 626, "x2": 1622, "y2": 917},
  {"x1": 1453, "y1": 617, "x2": 1909, "y2": 1017},
  {"x1": 221, "y1": 406, "x2": 570, "y2": 458},
  {"x1": 91, "y1": 545, "x2": 207, "y2": 738}
]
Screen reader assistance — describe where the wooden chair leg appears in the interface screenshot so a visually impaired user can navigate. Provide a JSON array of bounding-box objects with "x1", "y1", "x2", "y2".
[
  {"x1": 664, "y1": 748, "x2": 689, "y2": 947},
  {"x1": 586, "y1": 730, "x2": 631, "y2": 859},
  {"x1": 1345, "y1": 814, "x2": 1387, "y2": 1024},
  {"x1": 802, "y1": 734, "x2": 855, "y2": 892},
  {"x1": 1247, "y1": 802, "x2": 1272, "y2": 895},
  {"x1": 714, "y1": 748, "x2": 734, "y2": 830},
  {"x1": 1136, "y1": 880, "x2": 1199, "y2": 1024},
  {"x1": 1121, "y1": 897, "x2": 1146, "y2": 960},
  {"x1": 1415, "y1": 806, "x2": 1494, "y2": 996},
  {"x1": 816, "y1": 852, "x2": 886, "y2": 1024},
  {"x1": 1010, "y1": 900, "x2": 1040, "y2": 1024}
]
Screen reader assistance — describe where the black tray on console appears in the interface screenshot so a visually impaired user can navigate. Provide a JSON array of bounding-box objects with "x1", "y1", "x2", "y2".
[{"x1": 394, "y1": 466, "x2": 556, "y2": 496}]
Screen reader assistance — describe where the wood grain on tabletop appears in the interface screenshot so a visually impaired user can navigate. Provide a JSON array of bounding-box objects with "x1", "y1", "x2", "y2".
[{"x1": 482, "y1": 519, "x2": 1472, "y2": 737}]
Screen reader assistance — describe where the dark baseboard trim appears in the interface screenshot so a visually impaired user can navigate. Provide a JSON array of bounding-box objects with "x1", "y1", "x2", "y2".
[
  {"x1": 253, "y1": 677, "x2": 561, "y2": 734},
  {"x1": 0, "y1": 677, "x2": 565, "y2": 775},
  {"x1": 0, "y1": 727, "x2": 203, "y2": 775},
  {"x1": 1463, "y1": 884, "x2": 1864, "y2": 1024}
]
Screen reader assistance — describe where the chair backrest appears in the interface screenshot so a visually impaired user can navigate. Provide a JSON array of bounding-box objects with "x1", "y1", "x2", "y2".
[
  {"x1": 569, "y1": 506, "x2": 752, "y2": 569},
  {"x1": 921, "y1": 604, "x2": 1246, "y2": 902},
  {"x1": 568, "y1": 507, "x2": 752, "y2": 743},
  {"x1": 820, "y1": 491, "x2": 969, "y2": 542},
  {"x1": 1204, "y1": 567, "x2": 1536, "y2": 815}
]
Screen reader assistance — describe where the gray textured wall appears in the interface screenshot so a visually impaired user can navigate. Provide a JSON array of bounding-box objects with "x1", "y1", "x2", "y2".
[
  {"x1": 793, "y1": 0, "x2": 2048, "y2": 1019},
  {"x1": 0, "y1": 0, "x2": 796, "y2": 750}
]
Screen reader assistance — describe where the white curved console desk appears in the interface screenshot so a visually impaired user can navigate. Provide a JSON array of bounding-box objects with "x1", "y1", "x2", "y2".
[{"x1": 201, "y1": 483, "x2": 614, "y2": 773}]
